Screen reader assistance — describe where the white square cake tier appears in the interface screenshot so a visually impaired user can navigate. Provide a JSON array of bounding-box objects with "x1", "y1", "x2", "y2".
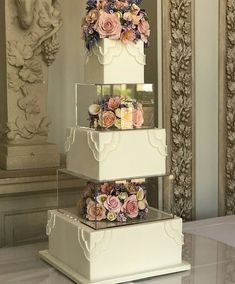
[
  {"x1": 40, "y1": 210, "x2": 190, "y2": 283},
  {"x1": 65, "y1": 127, "x2": 167, "y2": 181},
  {"x1": 84, "y1": 38, "x2": 145, "y2": 84}
]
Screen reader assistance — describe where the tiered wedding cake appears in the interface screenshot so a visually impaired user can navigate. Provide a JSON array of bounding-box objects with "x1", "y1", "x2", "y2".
[{"x1": 40, "y1": 1, "x2": 190, "y2": 283}]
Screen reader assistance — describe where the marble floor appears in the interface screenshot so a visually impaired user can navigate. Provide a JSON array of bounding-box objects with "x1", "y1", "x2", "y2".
[{"x1": 0, "y1": 215, "x2": 235, "y2": 284}]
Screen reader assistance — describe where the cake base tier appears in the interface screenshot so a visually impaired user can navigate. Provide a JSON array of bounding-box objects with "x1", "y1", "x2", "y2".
[{"x1": 39, "y1": 250, "x2": 190, "y2": 284}]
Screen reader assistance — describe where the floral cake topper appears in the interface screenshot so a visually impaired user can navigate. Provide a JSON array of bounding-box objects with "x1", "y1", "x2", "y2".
[{"x1": 82, "y1": 0, "x2": 150, "y2": 50}]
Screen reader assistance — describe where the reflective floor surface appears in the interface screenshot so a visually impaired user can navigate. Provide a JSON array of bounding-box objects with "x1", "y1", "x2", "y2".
[{"x1": 0, "y1": 216, "x2": 235, "y2": 284}]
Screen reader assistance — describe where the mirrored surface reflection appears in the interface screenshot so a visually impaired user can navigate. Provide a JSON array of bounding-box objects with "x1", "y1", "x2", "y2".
[{"x1": 0, "y1": 234, "x2": 235, "y2": 284}]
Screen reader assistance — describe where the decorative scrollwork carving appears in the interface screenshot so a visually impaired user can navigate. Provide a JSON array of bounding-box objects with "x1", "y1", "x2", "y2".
[
  {"x1": 225, "y1": 0, "x2": 235, "y2": 215},
  {"x1": 169, "y1": 0, "x2": 193, "y2": 221},
  {"x1": 5, "y1": 0, "x2": 63, "y2": 142}
]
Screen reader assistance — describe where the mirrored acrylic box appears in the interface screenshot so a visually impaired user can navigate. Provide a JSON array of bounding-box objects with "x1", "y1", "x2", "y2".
[
  {"x1": 56, "y1": 169, "x2": 175, "y2": 230},
  {"x1": 75, "y1": 83, "x2": 156, "y2": 130}
]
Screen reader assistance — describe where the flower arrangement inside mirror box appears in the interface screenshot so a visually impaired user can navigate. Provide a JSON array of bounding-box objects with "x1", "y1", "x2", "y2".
[
  {"x1": 78, "y1": 179, "x2": 148, "y2": 223},
  {"x1": 89, "y1": 95, "x2": 145, "y2": 130}
]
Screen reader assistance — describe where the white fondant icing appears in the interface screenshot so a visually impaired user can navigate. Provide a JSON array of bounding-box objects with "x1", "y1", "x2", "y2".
[
  {"x1": 147, "y1": 130, "x2": 168, "y2": 157},
  {"x1": 90, "y1": 40, "x2": 146, "y2": 66},
  {"x1": 164, "y1": 221, "x2": 184, "y2": 246},
  {"x1": 64, "y1": 127, "x2": 76, "y2": 153},
  {"x1": 46, "y1": 211, "x2": 56, "y2": 236},
  {"x1": 66, "y1": 127, "x2": 167, "y2": 180},
  {"x1": 87, "y1": 130, "x2": 120, "y2": 162},
  {"x1": 78, "y1": 228, "x2": 112, "y2": 262}
]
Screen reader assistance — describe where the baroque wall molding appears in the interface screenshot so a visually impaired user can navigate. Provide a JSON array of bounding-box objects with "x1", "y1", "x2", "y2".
[
  {"x1": 162, "y1": 0, "x2": 195, "y2": 221},
  {"x1": 219, "y1": 0, "x2": 235, "y2": 215}
]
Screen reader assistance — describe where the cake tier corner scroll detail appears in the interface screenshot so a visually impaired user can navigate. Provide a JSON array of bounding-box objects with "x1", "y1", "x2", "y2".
[{"x1": 77, "y1": 228, "x2": 112, "y2": 262}]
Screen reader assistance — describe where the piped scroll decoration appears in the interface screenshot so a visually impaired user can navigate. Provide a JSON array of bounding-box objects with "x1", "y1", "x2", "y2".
[
  {"x1": 87, "y1": 131, "x2": 120, "y2": 162},
  {"x1": 64, "y1": 127, "x2": 76, "y2": 153},
  {"x1": 164, "y1": 221, "x2": 184, "y2": 246},
  {"x1": 147, "y1": 130, "x2": 168, "y2": 157},
  {"x1": 78, "y1": 228, "x2": 112, "y2": 262},
  {"x1": 46, "y1": 211, "x2": 56, "y2": 236},
  {"x1": 90, "y1": 40, "x2": 146, "y2": 66}
]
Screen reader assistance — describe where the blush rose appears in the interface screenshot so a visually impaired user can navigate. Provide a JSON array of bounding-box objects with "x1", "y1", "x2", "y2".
[
  {"x1": 138, "y1": 19, "x2": 150, "y2": 43},
  {"x1": 122, "y1": 195, "x2": 139, "y2": 219},
  {"x1": 108, "y1": 96, "x2": 121, "y2": 110},
  {"x1": 132, "y1": 109, "x2": 144, "y2": 128},
  {"x1": 86, "y1": 200, "x2": 106, "y2": 221},
  {"x1": 104, "y1": 196, "x2": 122, "y2": 213},
  {"x1": 99, "y1": 111, "x2": 116, "y2": 128},
  {"x1": 94, "y1": 11, "x2": 122, "y2": 39}
]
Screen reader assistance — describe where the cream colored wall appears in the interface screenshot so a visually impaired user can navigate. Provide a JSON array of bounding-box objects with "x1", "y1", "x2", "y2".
[
  {"x1": 195, "y1": 0, "x2": 219, "y2": 219},
  {"x1": 48, "y1": 0, "x2": 85, "y2": 152}
]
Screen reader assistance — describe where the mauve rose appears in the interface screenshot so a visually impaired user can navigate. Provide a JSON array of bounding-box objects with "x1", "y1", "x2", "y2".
[
  {"x1": 99, "y1": 111, "x2": 116, "y2": 128},
  {"x1": 122, "y1": 195, "x2": 139, "y2": 219},
  {"x1": 138, "y1": 20, "x2": 150, "y2": 43},
  {"x1": 86, "y1": 200, "x2": 106, "y2": 221},
  {"x1": 108, "y1": 97, "x2": 121, "y2": 110},
  {"x1": 104, "y1": 196, "x2": 122, "y2": 213},
  {"x1": 94, "y1": 11, "x2": 122, "y2": 39},
  {"x1": 100, "y1": 183, "x2": 113, "y2": 194},
  {"x1": 132, "y1": 109, "x2": 144, "y2": 128},
  {"x1": 121, "y1": 30, "x2": 136, "y2": 44}
]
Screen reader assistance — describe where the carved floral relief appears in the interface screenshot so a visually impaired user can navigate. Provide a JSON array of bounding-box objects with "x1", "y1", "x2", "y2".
[
  {"x1": 5, "y1": 0, "x2": 62, "y2": 141},
  {"x1": 169, "y1": 0, "x2": 193, "y2": 221},
  {"x1": 225, "y1": 0, "x2": 235, "y2": 215}
]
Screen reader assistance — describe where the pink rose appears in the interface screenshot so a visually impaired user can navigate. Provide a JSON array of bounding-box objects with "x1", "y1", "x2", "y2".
[
  {"x1": 122, "y1": 195, "x2": 139, "y2": 219},
  {"x1": 99, "y1": 111, "x2": 116, "y2": 128},
  {"x1": 86, "y1": 200, "x2": 106, "y2": 221},
  {"x1": 138, "y1": 20, "x2": 150, "y2": 43},
  {"x1": 132, "y1": 109, "x2": 144, "y2": 128},
  {"x1": 104, "y1": 196, "x2": 122, "y2": 213},
  {"x1": 108, "y1": 96, "x2": 121, "y2": 110},
  {"x1": 100, "y1": 183, "x2": 114, "y2": 194},
  {"x1": 94, "y1": 11, "x2": 122, "y2": 39},
  {"x1": 121, "y1": 30, "x2": 136, "y2": 44}
]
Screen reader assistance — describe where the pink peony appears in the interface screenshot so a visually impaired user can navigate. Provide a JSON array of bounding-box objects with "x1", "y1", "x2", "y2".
[
  {"x1": 132, "y1": 109, "x2": 144, "y2": 128},
  {"x1": 94, "y1": 11, "x2": 122, "y2": 39},
  {"x1": 104, "y1": 196, "x2": 122, "y2": 213},
  {"x1": 99, "y1": 111, "x2": 116, "y2": 128},
  {"x1": 100, "y1": 183, "x2": 114, "y2": 194},
  {"x1": 138, "y1": 20, "x2": 150, "y2": 43},
  {"x1": 86, "y1": 200, "x2": 106, "y2": 221},
  {"x1": 122, "y1": 195, "x2": 139, "y2": 219},
  {"x1": 121, "y1": 30, "x2": 136, "y2": 44},
  {"x1": 108, "y1": 96, "x2": 121, "y2": 110}
]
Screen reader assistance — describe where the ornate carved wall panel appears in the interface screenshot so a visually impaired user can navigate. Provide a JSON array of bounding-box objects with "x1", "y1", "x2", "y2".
[
  {"x1": 219, "y1": 0, "x2": 235, "y2": 216},
  {"x1": 162, "y1": 0, "x2": 195, "y2": 221}
]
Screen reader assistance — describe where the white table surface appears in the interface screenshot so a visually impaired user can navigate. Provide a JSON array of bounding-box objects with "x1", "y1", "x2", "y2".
[{"x1": 0, "y1": 215, "x2": 235, "y2": 284}]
